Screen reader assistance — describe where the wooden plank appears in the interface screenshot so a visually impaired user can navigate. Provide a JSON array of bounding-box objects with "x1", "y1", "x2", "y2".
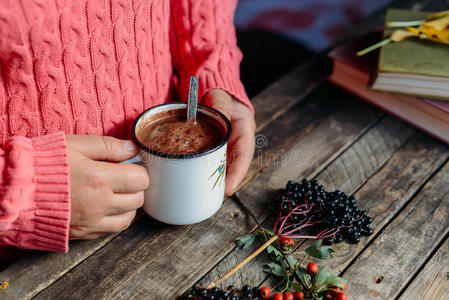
[
  {"x1": 0, "y1": 60, "x2": 332, "y2": 300},
  {"x1": 27, "y1": 85, "x2": 346, "y2": 299},
  {"x1": 241, "y1": 83, "x2": 345, "y2": 190},
  {"x1": 111, "y1": 100, "x2": 382, "y2": 300},
  {"x1": 0, "y1": 234, "x2": 118, "y2": 300},
  {"x1": 206, "y1": 131, "x2": 449, "y2": 292},
  {"x1": 342, "y1": 160, "x2": 449, "y2": 300},
  {"x1": 34, "y1": 97, "x2": 382, "y2": 299},
  {"x1": 399, "y1": 237, "x2": 449, "y2": 300},
  {"x1": 259, "y1": 132, "x2": 449, "y2": 290},
  {"x1": 252, "y1": 55, "x2": 331, "y2": 132},
  {"x1": 1, "y1": 0, "x2": 426, "y2": 297},
  {"x1": 2, "y1": 84, "x2": 346, "y2": 300},
  {"x1": 197, "y1": 115, "x2": 415, "y2": 288}
]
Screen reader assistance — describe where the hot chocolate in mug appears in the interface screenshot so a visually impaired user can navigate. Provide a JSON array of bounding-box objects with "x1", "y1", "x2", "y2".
[{"x1": 130, "y1": 102, "x2": 231, "y2": 225}]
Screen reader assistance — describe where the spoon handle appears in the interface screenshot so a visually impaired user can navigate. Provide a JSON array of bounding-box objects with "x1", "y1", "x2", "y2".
[{"x1": 187, "y1": 75, "x2": 198, "y2": 124}]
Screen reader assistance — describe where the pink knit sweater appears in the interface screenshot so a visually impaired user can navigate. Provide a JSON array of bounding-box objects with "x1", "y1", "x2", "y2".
[{"x1": 0, "y1": 0, "x2": 251, "y2": 255}]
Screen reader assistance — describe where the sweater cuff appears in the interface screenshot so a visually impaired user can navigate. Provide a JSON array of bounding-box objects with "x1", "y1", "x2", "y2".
[{"x1": 28, "y1": 132, "x2": 70, "y2": 252}]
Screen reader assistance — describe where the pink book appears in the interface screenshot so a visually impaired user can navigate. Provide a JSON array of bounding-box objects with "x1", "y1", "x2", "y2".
[{"x1": 328, "y1": 32, "x2": 449, "y2": 145}]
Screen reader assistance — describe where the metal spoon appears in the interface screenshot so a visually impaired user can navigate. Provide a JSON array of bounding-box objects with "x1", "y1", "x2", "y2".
[{"x1": 187, "y1": 75, "x2": 198, "y2": 124}]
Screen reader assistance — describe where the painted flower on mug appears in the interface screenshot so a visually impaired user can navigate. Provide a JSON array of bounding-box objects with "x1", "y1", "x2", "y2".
[{"x1": 209, "y1": 153, "x2": 227, "y2": 190}]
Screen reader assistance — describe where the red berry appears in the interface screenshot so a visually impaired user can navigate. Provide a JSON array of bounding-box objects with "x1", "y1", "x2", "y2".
[
  {"x1": 284, "y1": 291, "x2": 294, "y2": 300},
  {"x1": 307, "y1": 262, "x2": 318, "y2": 275},
  {"x1": 293, "y1": 291, "x2": 304, "y2": 300},
  {"x1": 340, "y1": 282, "x2": 347, "y2": 291},
  {"x1": 335, "y1": 292, "x2": 348, "y2": 300},
  {"x1": 273, "y1": 292, "x2": 284, "y2": 300},
  {"x1": 280, "y1": 237, "x2": 295, "y2": 248},
  {"x1": 260, "y1": 286, "x2": 271, "y2": 299}
]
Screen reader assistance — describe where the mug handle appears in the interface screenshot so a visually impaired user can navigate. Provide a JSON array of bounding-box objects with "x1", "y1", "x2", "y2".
[{"x1": 120, "y1": 154, "x2": 142, "y2": 164}]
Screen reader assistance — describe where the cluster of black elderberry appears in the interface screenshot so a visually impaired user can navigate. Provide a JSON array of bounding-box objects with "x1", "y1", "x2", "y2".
[
  {"x1": 269, "y1": 178, "x2": 374, "y2": 244},
  {"x1": 179, "y1": 284, "x2": 260, "y2": 300}
]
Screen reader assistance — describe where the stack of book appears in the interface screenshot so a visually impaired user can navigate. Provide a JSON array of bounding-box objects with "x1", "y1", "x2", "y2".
[{"x1": 328, "y1": 9, "x2": 449, "y2": 144}]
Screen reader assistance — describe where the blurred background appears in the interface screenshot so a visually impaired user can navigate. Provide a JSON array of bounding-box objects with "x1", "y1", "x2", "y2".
[{"x1": 233, "y1": 0, "x2": 394, "y2": 97}]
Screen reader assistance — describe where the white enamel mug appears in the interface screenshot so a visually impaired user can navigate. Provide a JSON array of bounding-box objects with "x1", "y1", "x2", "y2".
[{"x1": 132, "y1": 103, "x2": 231, "y2": 225}]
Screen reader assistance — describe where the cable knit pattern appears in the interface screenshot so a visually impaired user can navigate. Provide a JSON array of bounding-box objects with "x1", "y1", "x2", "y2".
[
  {"x1": 0, "y1": 0, "x2": 41, "y2": 138},
  {"x1": 170, "y1": 0, "x2": 252, "y2": 112},
  {"x1": 0, "y1": 0, "x2": 252, "y2": 254},
  {"x1": 59, "y1": 0, "x2": 102, "y2": 135}
]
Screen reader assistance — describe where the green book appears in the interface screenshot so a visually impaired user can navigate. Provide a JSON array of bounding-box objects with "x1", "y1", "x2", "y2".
[{"x1": 371, "y1": 9, "x2": 449, "y2": 101}]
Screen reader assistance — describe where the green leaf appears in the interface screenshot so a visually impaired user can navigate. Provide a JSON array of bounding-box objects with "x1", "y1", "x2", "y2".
[
  {"x1": 265, "y1": 262, "x2": 285, "y2": 277},
  {"x1": 266, "y1": 262, "x2": 280, "y2": 268},
  {"x1": 311, "y1": 239, "x2": 323, "y2": 248},
  {"x1": 324, "y1": 274, "x2": 347, "y2": 288},
  {"x1": 313, "y1": 265, "x2": 329, "y2": 289},
  {"x1": 267, "y1": 245, "x2": 282, "y2": 258},
  {"x1": 296, "y1": 265, "x2": 308, "y2": 276},
  {"x1": 274, "y1": 255, "x2": 284, "y2": 263},
  {"x1": 286, "y1": 254, "x2": 297, "y2": 267},
  {"x1": 235, "y1": 233, "x2": 256, "y2": 249},
  {"x1": 305, "y1": 240, "x2": 334, "y2": 260},
  {"x1": 296, "y1": 266, "x2": 312, "y2": 289}
]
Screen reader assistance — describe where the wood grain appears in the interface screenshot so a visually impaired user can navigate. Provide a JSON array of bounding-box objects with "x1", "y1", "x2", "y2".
[
  {"x1": 241, "y1": 83, "x2": 345, "y2": 190},
  {"x1": 0, "y1": 234, "x2": 118, "y2": 300},
  {"x1": 399, "y1": 237, "x2": 449, "y2": 300},
  {"x1": 259, "y1": 132, "x2": 449, "y2": 291},
  {"x1": 2, "y1": 2, "x2": 442, "y2": 298},
  {"x1": 111, "y1": 100, "x2": 382, "y2": 300},
  {"x1": 343, "y1": 160, "x2": 449, "y2": 300},
  {"x1": 252, "y1": 56, "x2": 331, "y2": 132},
  {"x1": 197, "y1": 115, "x2": 415, "y2": 289},
  {"x1": 34, "y1": 95, "x2": 382, "y2": 299},
  {"x1": 0, "y1": 58, "x2": 332, "y2": 300}
]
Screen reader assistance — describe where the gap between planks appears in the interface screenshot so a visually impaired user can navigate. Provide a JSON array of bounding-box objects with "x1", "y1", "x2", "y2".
[
  {"x1": 340, "y1": 158, "x2": 449, "y2": 299},
  {"x1": 338, "y1": 154, "x2": 449, "y2": 277},
  {"x1": 196, "y1": 115, "x2": 420, "y2": 290},
  {"x1": 200, "y1": 131, "x2": 448, "y2": 297},
  {"x1": 397, "y1": 231, "x2": 449, "y2": 300},
  {"x1": 0, "y1": 57, "x2": 331, "y2": 300},
  {"x1": 33, "y1": 92, "x2": 384, "y2": 299}
]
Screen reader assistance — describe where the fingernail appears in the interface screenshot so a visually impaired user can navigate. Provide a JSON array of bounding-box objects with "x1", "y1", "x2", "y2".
[{"x1": 124, "y1": 140, "x2": 138, "y2": 153}]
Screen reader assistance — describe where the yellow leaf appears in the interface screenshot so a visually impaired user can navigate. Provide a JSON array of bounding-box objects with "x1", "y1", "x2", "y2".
[
  {"x1": 419, "y1": 25, "x2": 449, "y2": 41},
  {"x1": 427, "y1": 10, "x2": 449, "y2": 21},
  {"x1": 421, "y1": 15, "x2": 449, "y2": 31},
  {"x1": 390, "y1": 29, "x2": 417, "y2": 42},
  {"x1": 406, "y1": 26, "x2": 420, "y2": 35}
]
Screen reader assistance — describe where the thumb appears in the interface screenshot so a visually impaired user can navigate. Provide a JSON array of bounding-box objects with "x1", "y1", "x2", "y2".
[
  {"x1": 203, "y1": 89, "x2": 232, "y2": 121},
  {"x1": 66, "y1": 135, "x2": 139, "y2": 162}
]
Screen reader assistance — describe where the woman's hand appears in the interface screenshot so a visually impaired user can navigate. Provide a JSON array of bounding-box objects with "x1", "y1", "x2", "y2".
[
  {"x1": 66, "y1": 135, "x2": 149, "y2": 239},
  {"x1": 204, "y1": 89, "x2": 255, "y2": 196}
]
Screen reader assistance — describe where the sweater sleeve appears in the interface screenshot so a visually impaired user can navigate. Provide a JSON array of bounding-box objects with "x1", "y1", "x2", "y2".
[
  {"x1": 169, "y1": 0, "x2": 254, "y2": 113},
  {"x1": 0, "y1": 132, "x2": 70, "y2": 253}
]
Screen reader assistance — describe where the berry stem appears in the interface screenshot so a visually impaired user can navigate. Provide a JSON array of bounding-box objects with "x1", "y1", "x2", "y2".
[
  {"x1": 274, "y1": 243, "x2": 303, "y2": 286},
  {"x1": 317, "y1": 227, "x2": 339, "y2": 239},
  {"x1": 279, "y1": 205, "x2": 312, "y2": 231},
  {"x1": 207, "y1": 235, "x2": 279, "y2": 289},
  {"x1": 280, "y1": 219, "x2": 319, "y2": 236}
]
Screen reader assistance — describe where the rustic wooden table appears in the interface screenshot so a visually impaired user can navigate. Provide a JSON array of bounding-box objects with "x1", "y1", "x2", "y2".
[{"x1": 2, "y1": 1, "x2": 449, "y2": 299}]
